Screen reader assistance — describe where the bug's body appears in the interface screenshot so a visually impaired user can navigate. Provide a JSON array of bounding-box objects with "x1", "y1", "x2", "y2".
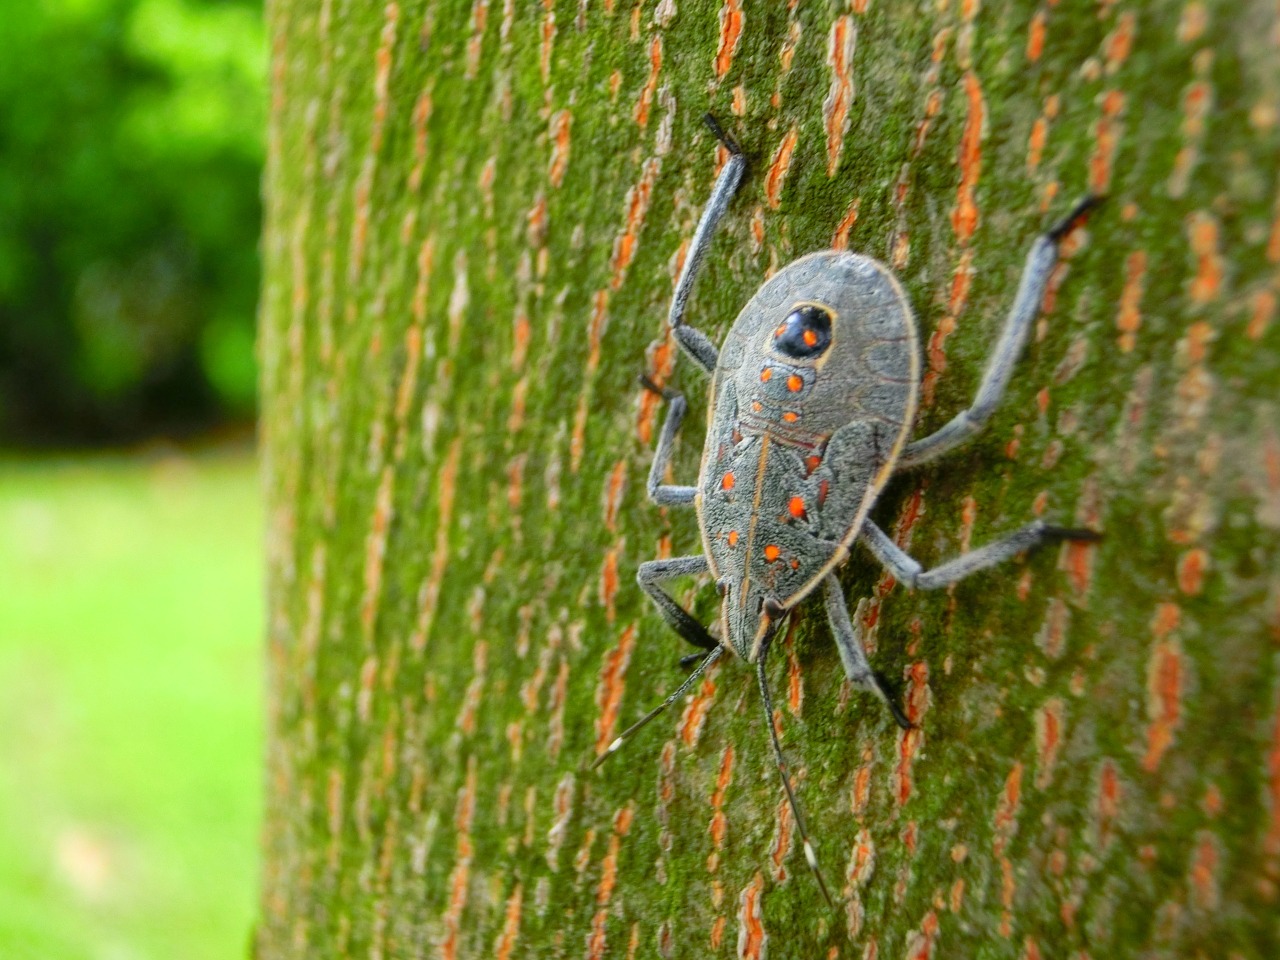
[
  {"x1": 697, "y1": 253, "x2": 919, "y2": 660},
  {"x1": 593, "y1": 115, "x2": 1102, "y2": 906}
]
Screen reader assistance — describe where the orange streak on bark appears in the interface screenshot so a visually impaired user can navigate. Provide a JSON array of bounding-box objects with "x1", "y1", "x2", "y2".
[
  {"x1": 1248, "y1": 289, "x2": 1276, "y2": 340},
  {"x1": 1189, "y1": 832, "x2": 1221, "y2": 910},
  {"x1": 769, "y1": 794, "x2": 793, "y2": 881},
  {"x1": 831, "y1": 197, "x2": 861, "y2": 250},
  {"x1": 895, "y1": 661, "x2": 930, "y2": 806},
  {"x1": 360, "y1": 465, "x2": 395, "y2": 637},
  {"x1": 994, "y1": 762, "x2": 1024, "y2": 858},
  {"x1": 905, "y1": 910, "x2": 940, "y2": 960},
  {"x1": 494, "y1": 883, "x2": 523, "y2": 960},
  {"x1": 1177, "y1": 548, "x2": 1208, "y2": 595},
  {"x1": 1034, "y1": 698, "x2": 1065, "y2": 789},
  {"x1": 548, "y1": 109, "x2": 572, "y2": 188},
  {"x1": 599, "y1": 545, "x2": 619, "y2": 622},
  {"x1": 824, "y1": 16, "x2": 856, "y2": 176},
  {"x1": 765, "y1": 127, "x2": 799, "y2": 209},
  {"x1": 634, "y1": 36, "x2": 662, "y2": 128},
  {"x1": 1187, "y1": 211, "x2": 1223, "y2": 304},
  {"x1": 1266, "y1": 693, "x2": 1280, "y2": 855},
  {"x1": 1116, "y1": 250, "x2": 1147, "y2": 352},
  {"x1": 737, "y1": 872, "x2": 767, "y2": 960},
  {"x1": 952, "y1": 71, "x2": 985, "y2": 244},
  {"x1": 1095, "y1": 758, "x2": 1122, "y2": 850},
  {"x1": 610, "y1": 161, "x2": 659, "y2": 288},
  {"x1": 1027, "y1": 116, "x2": 1048, "y2": 172},
  {"x1": 407, "y1": 90, "x2": 434, "y2": 193},
  {"x1": 1090, "y1": 89, "x2": 1125, "y2": 194},
  {"x1": 539, "y1": 0, "x2": 555, "y2": 84},
  {"x1": 586, "y1": 289, "x2": 610, "y2": 376},
  {"x1": 678, "y1": 673, "x2": 718, "y2": 748},
  {"x1": 1026, "y1": 10, "x2": 1046, "y2": 62},
  {"x1": 593, "y1": 625, "x2": 637, "y2": 757},
  {"x1": 637, "y1": 339, "x2": 675, "y2": 443},
  {"x1": 603, "y1": 460, "x2": 627, "y2": 533},
  {"x1": 409, "y1": 438, "x2": 461, "y2": 654},
  {"x1": 1105, "y1": 12, "x2": 1136, "y2": 71},
  {"x1": 1143, "y1": 605, "x2": 1184, "y2": 772},
  {"x1": 714, "y1": 0, "x2": 743, "y2": 78}
]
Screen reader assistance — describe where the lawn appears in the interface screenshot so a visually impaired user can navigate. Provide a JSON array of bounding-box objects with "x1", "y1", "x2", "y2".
[{"x1": 0, "y1": 447, "x2": 262, "y2": 959}]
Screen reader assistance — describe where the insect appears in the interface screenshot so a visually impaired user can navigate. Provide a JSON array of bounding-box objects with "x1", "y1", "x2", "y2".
[{"x1": 592, "y1": 115, "x2": 1101, "y2": 904}]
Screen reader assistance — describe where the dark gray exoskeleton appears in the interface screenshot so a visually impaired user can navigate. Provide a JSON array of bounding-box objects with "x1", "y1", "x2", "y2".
[{"x1": 593, "y1": 115, "x2": 1101, "y2": 905}]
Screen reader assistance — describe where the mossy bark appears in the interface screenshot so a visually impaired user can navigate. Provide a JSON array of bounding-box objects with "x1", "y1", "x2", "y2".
[{"x1": 257, "y1": 1, "x2": 1280, "y2": 957}]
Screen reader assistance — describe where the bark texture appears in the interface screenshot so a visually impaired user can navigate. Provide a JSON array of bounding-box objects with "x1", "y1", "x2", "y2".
[{"x1": 258, "y1": 1, "x2": 1280, "y2": 957}]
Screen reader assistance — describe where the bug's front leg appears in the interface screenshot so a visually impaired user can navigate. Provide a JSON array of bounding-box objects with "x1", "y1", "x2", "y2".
[
  {"x1": 637, "y1": 555, "x2": 718, "y2": 654},
  {"x1": 858, "y1": 517, "x2": 1101, "y2": 590},
  {"x1": 897, "y1": 195, "x2": 1103, "y2": 469},
  {"x1": 666, "y1": 115, "x2": 747, "y2": 374},
  {"x1": 640, "y1": 375, "x2": 699, "y2": 506},
  {"x1": 823, "y1": 574, "x2": 912, "y2": 730}
]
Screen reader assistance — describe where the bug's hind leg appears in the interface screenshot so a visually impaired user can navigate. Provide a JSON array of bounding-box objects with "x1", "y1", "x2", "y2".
[
  {"x1": 898, "y1": 196, "x2": 1103, "y2": 469},
  {"x1": 640, "y1": 375, "x2": 699, "y2": 506},
  {"x1": 667, "y1": 115, "x2": 747, "y2": 374},
  {"x1": 859, "y1": 518, "x2": 1101, "y2": 590},
  {"x1": 824, "y1": 575, "x2": 912, "y2": 730},
  {"x1": 638, "y1": 555, "x2": 718, "y2": 656}
]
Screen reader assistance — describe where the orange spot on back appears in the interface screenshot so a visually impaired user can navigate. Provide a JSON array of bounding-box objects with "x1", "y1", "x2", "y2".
[
  {"x1": 727, "y1": 530, "x2": 739, "y2": 547},
  {"x1": 722, "y1": 471, "x2": 735, "y2": 491},
  {"x1": 786, "y1": 374, "x2": 803, "y2": 392},
  {"x1": 764, "y1": 544, "x2": 781, "y2": 562},
  {"x1": 805, "y1": 454, "x2": 822, "y2": 474},
  {"x1": 760, "y1": 367, "x2": 773, "y2": 382},
  {"x1": 782, "y1": 411, "x2": 798, "y2": 423},
  {"x1": 788, "y1": 496, "x2": 806, "y2": 519}
]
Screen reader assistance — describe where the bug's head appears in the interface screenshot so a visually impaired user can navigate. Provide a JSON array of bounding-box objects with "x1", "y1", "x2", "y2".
[
  {"x1": 770, "y1": 303, "x2": 834, "y2": 362},
  {"x1": 718, "y1": 579, "x2": 786, "y2": 662}
]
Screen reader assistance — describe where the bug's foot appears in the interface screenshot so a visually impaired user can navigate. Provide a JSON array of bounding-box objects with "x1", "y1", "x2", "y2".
[
  {"x1": 678, "y1": 651, "x2": 705, "y2": 670},
  {"x1": 1048, "y1": 194, "x2": 1106, "y2": 242},
  {"x1": 703, "y1": 113, "x2": 743, "y2": 156},
  {"x1": 638, "y1": 372, "x2": 680, "y2": 402},
  {"x1": 1042, "y1": 525, "x2": 1104, "y2": 544},
  {"x1": 872, "y1": 671, "x2": 915, "y2": 731}
]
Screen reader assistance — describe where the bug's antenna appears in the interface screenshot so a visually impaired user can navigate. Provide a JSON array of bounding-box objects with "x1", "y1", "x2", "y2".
[
  {"x1": 590, "y1": 645, "x2": 725, "y2": 771},
  {"x1": 756, "y1": 635, "x2": 836, "y2": 908}
]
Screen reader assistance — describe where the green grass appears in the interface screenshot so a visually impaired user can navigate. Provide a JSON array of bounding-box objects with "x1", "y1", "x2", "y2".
[{"x1": 0, "y1": 448, "x2": 262, "y2": 960}]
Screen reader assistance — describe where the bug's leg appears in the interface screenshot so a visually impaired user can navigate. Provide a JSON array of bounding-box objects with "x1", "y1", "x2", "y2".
[
  {"x1": 667, "y1": 114, "x2": 748, "y2": 374},
  {"x1": 823, "y1": 574, "x2": 912, "y2": 730},
  {"x1": 859, "y1": 518, "x2": 1101, "y2": 590},
  {"x1": 638, "y1": 555, "x2": 718, "y2": 653},
  {"x1": 591, "y1": 644, "x2": 724, "y2": 770},
  {"x1": 898, "y1": 196, "x2": 1103, "y2": 469},
  {"x1": 639, "y1": 375, "x2": 699, "y2": 506}
]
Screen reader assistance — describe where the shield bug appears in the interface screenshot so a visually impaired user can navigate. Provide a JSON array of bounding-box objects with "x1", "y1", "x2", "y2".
[{"x1": 592, "y1": 115, "x2": 1102, "y2": 904}]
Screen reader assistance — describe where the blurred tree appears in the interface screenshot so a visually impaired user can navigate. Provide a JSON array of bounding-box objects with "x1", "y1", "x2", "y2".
[{"x1": 0, "y1": 0, "x2": 264, "y2": 444}]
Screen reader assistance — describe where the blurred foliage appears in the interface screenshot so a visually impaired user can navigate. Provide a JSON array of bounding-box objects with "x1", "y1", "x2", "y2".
[{"x1": 0, "y1": 0, "x2": 264, "y2": 445}]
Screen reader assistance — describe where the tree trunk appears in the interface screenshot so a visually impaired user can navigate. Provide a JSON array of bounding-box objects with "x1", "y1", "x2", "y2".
[{"x1": 257, "y1": 1, "x2": 1280, "y2": 957}]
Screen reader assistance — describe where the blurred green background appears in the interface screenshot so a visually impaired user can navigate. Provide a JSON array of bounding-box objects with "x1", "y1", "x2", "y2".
[
  {"x1": 0, "y1": 0, "x2": 266, "y2": 956},
  {"x1": 1, "y1": 0, "x2": 264, "y2": 445}
]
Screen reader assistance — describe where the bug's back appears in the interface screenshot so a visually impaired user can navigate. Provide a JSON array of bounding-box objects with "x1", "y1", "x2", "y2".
[{"x1": 696, "y1": 251, "x2": 921, "y2": 659}]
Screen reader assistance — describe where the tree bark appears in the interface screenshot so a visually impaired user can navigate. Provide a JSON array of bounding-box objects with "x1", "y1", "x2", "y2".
[{"x1": 257, "y1": 1, "x2": 1280, "y2": 957}]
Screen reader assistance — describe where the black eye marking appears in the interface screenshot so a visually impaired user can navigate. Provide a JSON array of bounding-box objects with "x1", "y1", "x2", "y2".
[{"x1": 772, "y1": 304, "x2": 833, "y2": 359}]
